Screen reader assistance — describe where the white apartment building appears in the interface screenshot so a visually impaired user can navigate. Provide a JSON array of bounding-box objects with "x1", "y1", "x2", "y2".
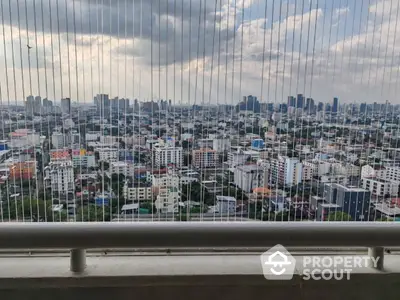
[
  {"x1": 215, "y1": 196, "x2": 237, "y2": 214},
  {"x1": 100, "y1": 135, "x2": 119, "y2": 144},
  {"x1": 72, "y1": 154, "x2": 96, "y2": 168},
  {"x1": 180, "y1": 176, "x2": 199, "y2": 185},
  {"x1": 361, "y1": 165, "x2": 387, "y2": 179},
  {"x1": 44, "y1": 160, "x2": 74, "y2": 193},
  {"x1": 155, "y1": 187, "x2": 180, "y2": 213},
  {"x1": 122, "y1": 135, "x2": 146, "y2": 146},
  {"x1": 154, "y1": 146, "x2": 183, "y2": 168},
  {"x1": 51, "y1": 132, "x2": 65, "y2": 149},
  {"x1": 320, "y1": 175, "x2": 348, "y2": 185},
  {"x1": 303, "y1": 160, "x2": 331, "y2": 177},
  {"x1": 212, "y1": 137, "x2": 231, "y2": 152},
  {"x1": 233, "y1": 164, "x2": 267, "y2": 193},
  {"x1": 123, "y1": 182, "x2": 153, "y2": 201},
  {"x1": 110, "y1": 161, "x2": 132, "y2": 176},
  {"x1": 97, "y1": 147, "x2": 118, "y2": 162},
  {"x1": 386, "y1": 167, "x2": 400, "y2": 182},
  {"x1": 332, "y1": 163, "x2": 360, "y2": 177},
  {"x1": 227, "y1": 149, "x2": 260, "y2": 168},
  {"x1": 302, "y1": 165, "x2": 313, "y2": 181},
  {"x1": 360, "y1": 165, "x2": 400, "y2": 197},
  {"x1": 270, "y1": 156, "x2": 303, "y2": 186},
  {"x1": 361, "y1": 177, "x2": 400, "y2": 197},
  {"x1": 85, "y1": 131, "x2": 101, "y2": 142},
  {"x1": 192, "y1": 148, "x2": 218, "y2": 168},
  {"x1": 362, "y1": 165, "x2": 400, "y2": 181},
  {"x1": 71, "y1": 150, "x2": 96, "y2": 168},
  {"x1": 151, "y1": 173, "x2": 180, "y2": 189}
]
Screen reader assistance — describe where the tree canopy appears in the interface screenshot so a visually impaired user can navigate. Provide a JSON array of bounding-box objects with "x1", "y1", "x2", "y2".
[{"x1": 326, "y1": 211, "x2": 352, "y2": 221}]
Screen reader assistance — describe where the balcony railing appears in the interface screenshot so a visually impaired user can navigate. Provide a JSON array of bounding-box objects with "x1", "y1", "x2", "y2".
[{"x1": 0, "y1": 222, "x2": 398, "y2": 272}]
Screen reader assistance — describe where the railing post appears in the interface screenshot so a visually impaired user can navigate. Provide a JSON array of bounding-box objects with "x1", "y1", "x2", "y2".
[
  {"x1": 70, "y1": 249, "x2": 86, "y2": 273},
  {"x1": 368, "y1": 247, "x2": 384, "y2": 270}
]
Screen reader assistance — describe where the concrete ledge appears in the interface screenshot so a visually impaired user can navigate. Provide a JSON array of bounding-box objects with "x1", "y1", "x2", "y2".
[
  {"x1": 1, "y1": 254, "x2": 400, "y2": 300},
  {"x1": 0, "y1": 254, "x2": 399, "y2": 285}
]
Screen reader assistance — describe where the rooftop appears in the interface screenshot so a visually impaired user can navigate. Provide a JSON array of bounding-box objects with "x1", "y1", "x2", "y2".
[
  {"x1": 236, "y1": 164, "x2": 264, "y2": 172},
  {"x1": 216, "y1": 195, "x2": 237, "y2": 202}
]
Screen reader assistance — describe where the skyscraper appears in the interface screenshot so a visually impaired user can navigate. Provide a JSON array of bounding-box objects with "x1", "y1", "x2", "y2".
[
  {"x1": 61, "y1": 98, "x2": 71, "y2": 115},
  {"x1": 26, "y1": 95, "x2": 34, "y2": 116},
  {"x1": 325, "y1": 103, "x2": 331, "y2": 112},
  {"x1": 111, "y1": 97, "x2": 119, "y2": 111},
  {"x1": 306, "y1": 98, "x2": 315, "y2": 112},
  {"x1": 287, "y1": 96, "x2": 296, "y2": 107},
  {"x1": 95, "y1": 94, "x2": 110, "y2": 117},
  {"x1": 118, "y1": 98, "x2": 129, "y2": 111},
  {"x1": 279, "y1": 104, "x2": 288, "y2": 113},
  {"x1": 134, "y1": 99, "x2": 140, "y2": 112},
  {"x1": 296, "y1": 94, "x2": 304, "y2": 109},
  {"x1": 237, "y1": 95, "x2": 260, "y2": 113},
  {"x1": 34, "y1": 96, "x2": 42, "y2": 114},
  {"x1": 332, "y1": 97, "x2": 339, "y2": 113},
  {"x1": 360, "y1": 103, "x2": 367, "y2": 114}
]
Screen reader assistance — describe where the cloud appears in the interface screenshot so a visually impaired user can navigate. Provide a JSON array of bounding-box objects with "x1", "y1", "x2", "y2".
[{"x1": 0, "y1": 0, "x2": 399, "y2": 104}]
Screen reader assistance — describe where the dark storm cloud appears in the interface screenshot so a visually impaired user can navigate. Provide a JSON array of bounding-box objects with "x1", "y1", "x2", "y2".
[{"x1": 1, "y1": 0, "x2": 236, "y2": 66}]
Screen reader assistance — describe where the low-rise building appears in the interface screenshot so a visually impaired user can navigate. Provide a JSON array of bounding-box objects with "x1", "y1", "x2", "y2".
[
  {"x1": 123, "y1": 182, "x2": 153, "y2": 202},
  {"x1": 212, "y1": 137, "x2": 231, "y2": 152},
  {"x1": 234, "y1": 164, "x2": 267, "y2": 193},
  {"x1": 97, "y1": 147, "x2": 118, "y2": 162},
  {"x1": 215, "y1": 195, "x2": 237, "y2": 214},
  {"x1": 302, "y1": 165, "x2": 313, "y2": 181},
  {"x1": 192, "y1": 148, "x2": 218, "y2": 168},
  {"x1": 303, "y1": 160, "x2": 331, "y2": 177},
  {"x1": 154, "y1": 145, "x2": 183, "y2": 168},
  {"x1": 155, "y1": 187, "x2": 180, "y2": 213},
  {"x1": 51, "y1": 132, "x2": 66, "y2": 149},
  {"x1": 361, "y1": 177, "x2": 400, "y2": 197},
  {"x1": 9, "y1": 161, "x2": 36, "y2": 180},
  {"x1": 44, "y1": 160, "x2": 74, "y2": 194},
  {"x1": 72, "y1": 149, "x2": 96, "y2": 168},
  {"x1": 270, "y1": 156, "x2": 303, "y2": 186}
]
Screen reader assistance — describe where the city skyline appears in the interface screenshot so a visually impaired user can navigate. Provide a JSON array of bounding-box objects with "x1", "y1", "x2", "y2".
[{"x1": 13, "y1": 93, "x2": 397, "y2": 109}]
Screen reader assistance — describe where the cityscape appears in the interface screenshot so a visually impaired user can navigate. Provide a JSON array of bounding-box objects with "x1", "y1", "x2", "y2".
[
  {"x1": 1, "y1": 0, "x2": 400, "y2": 297},
  {"x1": 0, "y1": 93, "x2": 398, "y2": 222}
]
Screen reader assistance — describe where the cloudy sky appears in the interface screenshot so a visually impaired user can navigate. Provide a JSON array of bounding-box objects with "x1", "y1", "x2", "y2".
[{"x1": 0, "y1": 0, "x2": 399, "y2": 105}]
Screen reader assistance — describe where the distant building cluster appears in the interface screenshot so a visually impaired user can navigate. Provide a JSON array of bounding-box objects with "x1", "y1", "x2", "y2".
[{"x1": 0, "y1": 92, "x2": 399, "y2": 222}]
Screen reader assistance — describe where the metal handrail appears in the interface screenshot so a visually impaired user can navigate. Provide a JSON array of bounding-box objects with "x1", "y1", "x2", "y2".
[
  {"x1": 0, "y1": 222, "x2": 395, "y2": 272},
  {"x1": 0, "y1": 222, "x2": 399, "y2": 248}
]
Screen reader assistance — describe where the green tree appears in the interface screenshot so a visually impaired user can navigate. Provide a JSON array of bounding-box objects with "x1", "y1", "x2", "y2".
[
  {"x1": 77, "y1": 204, "x2": 111, "y2": 222},
  {"x1": 140, "y1": 201, "x2": 156, "y2": 213},
  {"x1": 248, "y1": 202, "x2": 263, "y2": 219},
  {"x1": 1, "y1": 198, "x2": 68, "y2": 222},
  {"x1": 175, "y1": 213, "x2": 190, "y2": 221},
  {"x1": 190, "y1": 206, "x2": 207, "y2": 213},
  {"x1": 375, "y1": 217, "x2": 389, "y2": 222},
  {"x1": 49, "y1": 210, "x2": 69, "y2": 222},
  {"x1": 275, "y1": 211, "x2": 290, "y2": 221},
  {"x1": 326, "y1": 211, "x2": 352, "y2": 221},
  {"x1": 181, "y1": 182, "x2": 214, "y2": 205}
]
